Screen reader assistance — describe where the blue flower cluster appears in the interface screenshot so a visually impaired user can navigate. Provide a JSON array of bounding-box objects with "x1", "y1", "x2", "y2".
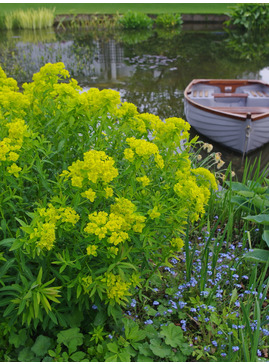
[{"x1": 124, "y1": 232, "x2": 268, "y2": 360}]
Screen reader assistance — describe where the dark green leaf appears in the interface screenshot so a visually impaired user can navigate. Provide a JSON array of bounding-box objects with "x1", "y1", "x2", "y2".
[
  {"x1": 18, "y1": 347, "x2": 35, "y2": 362},
  {"x1": 149, "y1": 338, "x2": 171, "y2": 358},
  {"x1": 138, "y1": 342, "x2": 153, "y2": 357},
  {"x1": 137, "y1": 354, "x2": 154, "y2": 362},
  {"x1": 9, "y1": 329, "x2": 27, "y2": 349},
  {"x1": 57, "y1": 327, "x2": 84, "y2": 353},
  {"x1": 70, "y1": 351, "x2": 86, "y2": 361},
  {"x1": 159, "y1": 323, "x2": 184, "y2": 348},
  {"x1": 31, "y1": 335, "x2": 51, "y2": 357}
]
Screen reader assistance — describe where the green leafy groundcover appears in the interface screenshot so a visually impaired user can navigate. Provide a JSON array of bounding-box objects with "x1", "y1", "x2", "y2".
[{"x1": 0, "y1": 62, "x2": 218, "y2": 361}]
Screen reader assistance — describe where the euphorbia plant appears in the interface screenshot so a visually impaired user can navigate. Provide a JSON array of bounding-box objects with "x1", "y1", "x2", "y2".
[{"x1": 0, "y1": 62, "x2": 217, "y2": 328}]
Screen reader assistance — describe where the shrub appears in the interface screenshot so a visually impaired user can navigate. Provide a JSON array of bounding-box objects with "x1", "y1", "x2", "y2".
[
  {"x1": 155, "y1": 13, "x2": 183, "y2": 28},
  {"x1": 118, "y1": 10, "x2": 153, "y2": 29},
  {"x1": 225, "y1": 3, "x2": 269, "y2": 31},
  {"x1": 0, "y1": 62, "x2": 217, "y2": 333}
]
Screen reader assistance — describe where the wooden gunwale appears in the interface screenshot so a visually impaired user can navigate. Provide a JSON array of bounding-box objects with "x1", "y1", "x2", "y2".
[{"x1": 184, "y1": 79, "x2": 269, "y2": 122}]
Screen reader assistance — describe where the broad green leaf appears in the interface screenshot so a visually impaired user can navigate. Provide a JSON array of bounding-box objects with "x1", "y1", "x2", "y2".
[
  {"x1": 252, "y1": 196, "x2": 269, "y2": 210},
  {"x1": 70, "y1": 351, "x2": 86, "y2": 361},
  {"x1": 9, "y1": 329, "x2": 27, "y2": 349},
  {"x1": 238, "y1": 191, "x2": 255, "y2": 198},
  {"x1": 18, "y1": 347, "x2": 35, "y2": 362},
  {"x1": 138, "y1": 342, "x2": 153, "y2": 357},
  {"x1": 146, "y1": 307, "x2": 157, "y2": 316},
  {"x1": 149, "y1": 338, "x2": 171, "y2": 358},
  {"x1": 171, "y1": 351, "x2": 187, "y2": 361},
  {"x1": 137, "y1": 354, "x2": 153, "y2": 362},
  {"x1": 243, "y1": 214, "x2": 269, "y2": 225},
  {"x1": 118, "y1": 348, "x2": 131, "y2": 362},
  {"x1": 41, "y1": 356, "x2": 53, "y2": 362},
  {"x1": 57, "y1": 327, "x2": 84, "y2": 353},
  {"x1": 180, "y1": 342, "x2": 193, "y2": 356},
  {"x1": 160, "y1": 323, "x2": 184, "y2": 348},
  {"x1": 31, "y1": 335, "x2": 51, "y2": 357},
  {"x1": 105, "y1": 353, "x2": 118, "y2": 362},
  {"x1": 226, "y1": 181, "x2": 249, "y2": 191},
  {"x1": 144, "y1": 325, "x2": 158, "y2": 340},
  {"x1": 244, "y1": 249, "x2": 269, "y2": 263},
  {"x1": 107, "y1": 342, "x2": 119, "y2": 354},
  {"x1": 262, "y1": 230, "x2": 269, "y2": 248}
]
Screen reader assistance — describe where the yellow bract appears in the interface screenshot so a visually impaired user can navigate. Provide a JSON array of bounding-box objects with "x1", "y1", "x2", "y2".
[
  {"x1": 102, "y1": 272, "x2": 131, "y2": 304},
  {"x1": 125, "y1": 137, "x2": 164, "y2": 169},
  {"x1": 136, "y1": 175, "x2": 150, "y2": 187},
  {"x1": 62, "y1": 150, "x2": 118, "y2": 205}
]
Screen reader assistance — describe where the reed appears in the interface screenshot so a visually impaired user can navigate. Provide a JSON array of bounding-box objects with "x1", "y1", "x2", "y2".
[{"x1": 4, "y1": 8, "x2": 55, "y2": 30}]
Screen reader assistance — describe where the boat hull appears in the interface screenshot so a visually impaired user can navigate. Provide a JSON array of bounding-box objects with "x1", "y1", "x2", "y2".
[{"x1": 183, "y1": 79, "x2": 269, "y2": 154}]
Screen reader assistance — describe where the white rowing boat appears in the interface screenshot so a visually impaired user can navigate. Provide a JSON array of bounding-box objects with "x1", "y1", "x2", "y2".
[{"x1": 184, "y1": 79, "x2": 269, "y2": 153}]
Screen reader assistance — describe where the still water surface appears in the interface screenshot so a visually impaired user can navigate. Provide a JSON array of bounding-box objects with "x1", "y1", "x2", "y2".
[{"x1": 1, "y1": 25, "x2": 269, "y2": 177}]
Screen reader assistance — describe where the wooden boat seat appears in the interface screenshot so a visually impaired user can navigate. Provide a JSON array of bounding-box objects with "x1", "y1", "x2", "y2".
[
  {"x1": 211, "y1": 106, "x2": 269, "y2": 114},
  {"x1": 213, "y1": 93, "x2": 248, "y2": 98}
]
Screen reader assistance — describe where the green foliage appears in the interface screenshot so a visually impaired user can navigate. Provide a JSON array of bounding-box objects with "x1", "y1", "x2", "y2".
[
  {"x1": 155, "y1": 13, "x2": 183, "y2": 28},
  {"x1": 118, "y1": 10, "x2": 153, "y2": 29},
  {"x1": 225, "y1": 3, "x2": 269, "y2": 31},
  {"x1": 102, "y1": 319, "x2": 192, "y2": 362}
]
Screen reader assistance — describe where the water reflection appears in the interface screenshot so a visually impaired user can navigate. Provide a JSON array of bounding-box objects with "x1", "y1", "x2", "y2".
[{"x1": 1, "y1": 26, "x2": 269, "y2": 178}]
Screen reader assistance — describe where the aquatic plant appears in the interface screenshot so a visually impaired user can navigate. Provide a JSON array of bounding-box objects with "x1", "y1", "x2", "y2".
[
  {"x1": 4, "y1": 7, "x2": 55, "y2": 30},
  {"x1": 155, "y1": 13, "x2": 183, "y2": 28},
  {"x1": 118, "y1": 10, "x2": 153, "y2": 29}
]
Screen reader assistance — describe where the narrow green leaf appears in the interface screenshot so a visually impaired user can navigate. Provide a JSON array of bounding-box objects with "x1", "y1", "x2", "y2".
[
  {"x1": 0, "y1": 238, "x2": 15, "y2": 247},
  {"x1": 3, "y1": 303, "x2": 16, "y2": 317},
  {"x1": 9, "y1": 240, "x2": 24, "y2": 251}
]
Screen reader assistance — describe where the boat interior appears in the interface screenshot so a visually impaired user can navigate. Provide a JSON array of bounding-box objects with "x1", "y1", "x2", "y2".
[{"x1": 187, "y1": 81, "x2": 269, "y2": 116}]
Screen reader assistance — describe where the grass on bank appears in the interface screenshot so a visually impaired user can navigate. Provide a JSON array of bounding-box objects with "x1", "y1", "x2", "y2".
[{"x1": 0, "y1": 3, "x2": 235, "y2": 15}]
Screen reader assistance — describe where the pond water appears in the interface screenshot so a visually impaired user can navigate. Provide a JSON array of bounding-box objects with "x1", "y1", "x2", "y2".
[{"x1": 1, "y1": 25, "x2": 269, "y2": 178}]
